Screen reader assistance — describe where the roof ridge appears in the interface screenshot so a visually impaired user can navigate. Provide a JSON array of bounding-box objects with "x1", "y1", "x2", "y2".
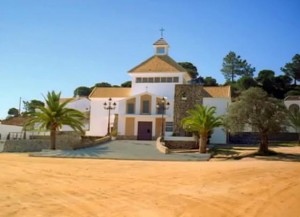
[
  {"x1": 158, "y1": 55, "x2": 188, "y2": 72},
  {"x1": 128, "y1": 56, "x2": 156, "y2": 73},
  {"x1": 202, "y1": 85, "x2": 231, "y2": 98},
  {"x1": 128, "y1": 55, "x2": 188, "y2": 73}
]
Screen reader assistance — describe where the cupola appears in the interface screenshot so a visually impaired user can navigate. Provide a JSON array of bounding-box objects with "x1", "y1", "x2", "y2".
[{"x1": 153, "y1": 37, "x2": 169, "y2": 55}]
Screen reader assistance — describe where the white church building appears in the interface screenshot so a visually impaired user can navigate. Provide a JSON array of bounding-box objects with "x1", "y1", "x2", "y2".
[{"x1": 86, "y1": 37, "x2": 231, "y2": 143}]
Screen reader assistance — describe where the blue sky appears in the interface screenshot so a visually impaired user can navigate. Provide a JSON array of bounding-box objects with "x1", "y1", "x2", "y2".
[{"x1": 0, "y1": 0, "x2": 299, "y2": 119}]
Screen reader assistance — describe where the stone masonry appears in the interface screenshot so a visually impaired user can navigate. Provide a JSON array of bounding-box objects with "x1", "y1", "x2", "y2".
[{"x1": 173, "y1": 84, "x2": 207, "y2": 136}]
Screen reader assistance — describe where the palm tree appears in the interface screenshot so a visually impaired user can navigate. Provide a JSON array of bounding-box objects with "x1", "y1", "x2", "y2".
[
  {"x1": 181, "y1": 104, "x2": 223, "y2": 153},
  {"x1": 25, "y1": 91, "x2": 85, "y2": 150},
  {"x1": 287, "y1": 108, "x2": 300, "y2": 144}
]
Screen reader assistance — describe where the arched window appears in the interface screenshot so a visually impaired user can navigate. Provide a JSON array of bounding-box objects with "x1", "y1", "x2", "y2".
[{"x1": 289, "y1": 104, "x2": 299, "y2": 113}]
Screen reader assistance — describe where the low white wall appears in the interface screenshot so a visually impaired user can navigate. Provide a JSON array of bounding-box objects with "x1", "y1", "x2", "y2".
[{"x1": 0, "y1": 124, "x2": 23, "y2": 141}]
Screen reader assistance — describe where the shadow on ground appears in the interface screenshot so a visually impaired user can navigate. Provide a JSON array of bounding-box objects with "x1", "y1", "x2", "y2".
[
  {"x1": 211, "y1": 145, "x2": 300, "y2": 162},
  {"x1": 234, "y1": 152, "x2": 300, "y2": 162}
]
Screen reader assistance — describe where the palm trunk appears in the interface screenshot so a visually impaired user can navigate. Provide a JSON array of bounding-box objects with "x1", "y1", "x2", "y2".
[
  {"x1": 199, "y1": 134, "x2": 208, "y2": 153},
  {"x1": 50, "y1": 129, "x2": 56, "y2": 150},
  {"x1": 258, "y1": 132, "x2": 269, "y2": 155}
]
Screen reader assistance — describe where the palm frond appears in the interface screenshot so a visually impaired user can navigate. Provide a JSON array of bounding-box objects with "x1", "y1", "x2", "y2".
[{"x1": 181, "y1": 104, "x2": 223, "y2": 135}]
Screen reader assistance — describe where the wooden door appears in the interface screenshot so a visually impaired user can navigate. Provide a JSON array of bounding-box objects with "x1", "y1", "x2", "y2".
[{"x1": 137, "y1": 122, "x2": 152, "y2": 140}]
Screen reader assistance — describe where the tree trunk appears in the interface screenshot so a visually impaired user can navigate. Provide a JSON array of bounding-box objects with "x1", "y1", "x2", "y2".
[
  {"x1": 258, "y1": 132, "x2": 269, "y2": 155},
  {"x1": 199, "y1": 134, "x2": 207, "y2": 153},
  {"x1": 50, "y1": 129, "x2": 56, "y2": 150}
]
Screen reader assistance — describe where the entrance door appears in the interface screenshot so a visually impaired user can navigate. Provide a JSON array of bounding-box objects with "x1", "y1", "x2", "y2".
[{"x1": 137, "y1": 122, "x2": 152, "y2": 140}]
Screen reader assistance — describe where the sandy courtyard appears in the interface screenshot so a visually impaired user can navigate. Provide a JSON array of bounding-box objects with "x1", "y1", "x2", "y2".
[{"x1": 0, "y1": 150, "x2": 300, "y2": 217}]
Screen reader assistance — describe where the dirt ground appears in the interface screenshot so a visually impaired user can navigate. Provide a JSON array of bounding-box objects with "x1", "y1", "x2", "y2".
[{"x1": 0, "y1": 146, "x2": 300, "y2": 217}]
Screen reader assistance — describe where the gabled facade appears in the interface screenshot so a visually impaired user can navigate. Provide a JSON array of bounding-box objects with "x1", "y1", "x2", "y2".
[
  {"x1": 117, "y1": 91, "x2": 175, "y2": 139},
  {"x1": 87, "y1": 37, "x2": 231, "y2": 143},
  {"x1": 87, "y1": 37, "x2": 189, "y2": 139}
]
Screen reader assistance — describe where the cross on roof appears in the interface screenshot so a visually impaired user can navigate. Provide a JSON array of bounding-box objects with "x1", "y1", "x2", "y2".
[{"x1": 160, "y1": 28, "x2": 165, "y2": 38}]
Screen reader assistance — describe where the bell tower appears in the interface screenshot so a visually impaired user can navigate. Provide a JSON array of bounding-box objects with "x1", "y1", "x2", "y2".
[{"x1": 153, "y1": 28, "x2": 169, "y2": 55}]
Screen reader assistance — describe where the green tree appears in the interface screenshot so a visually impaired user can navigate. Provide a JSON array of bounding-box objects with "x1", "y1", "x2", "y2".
[
  {"x1": 287, "y1": 105, "x2": 300, "y2": 144},
  {"x1": 224, "y1": 87, "x2": 287, "y2": 155},
  {"x1": 256, "y1": 70, "x2": 275, "y2": 83},
  {"x1": 74, "y1": 86, "x2": 92, "y2": 97},
  {"x1": 256, "y1": 70, "x2": 275, "y2": 95},
  {"x1": 8, "y1": 108, "x2": 19, "y2": 117},
  {"x1": 181, "y1": 105, "x2": 223, "y2": 153},
  {"x1": 241, "y1": 60, "x2": 256, "y2": 77},
  {"x1": 94, "y1": 82, "x2": 112, "y2": 87},
  {"x1": 256, "y1": 70, "x2": 292, "y2": 99},
  {"x1": 24, "y1": 91, "x2": 85, "y2": 150},
  {"x1": 281, "y1": 54, "x2": 300, "y2": 85},
  {"x1": 237, "y1": 76, "x2": 257, "y2": 91},
  {"x1": 203, "y1": 76, "x2": 218, "y2": 86},
  {"x1": 221, "y1": 51, "x2": 255, "y2": 82},
  {"x1": 23, "y1": 100, "x2": 45, "y2": 113},
  {"x1": 272, "y1": 75, "x2": 292, "y2": 98},
  {"x1": 178, "y1": 62, "x2": 199, "y2": 79},
  {"x1": 121, "y1": 81, "x2": 132, "y2": 87}
]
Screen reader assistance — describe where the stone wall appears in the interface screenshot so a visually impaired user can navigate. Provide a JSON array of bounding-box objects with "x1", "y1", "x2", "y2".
[
  {"x1": 4, "y1": 139, "x2": 51, "y2": 152},
  {"x1": 164, "y1": 140, "x2": 198, "y2": 149},
  {"x1": 3, "y1": 132, "x2": 82, "y2": 152},
  {"x1": 174, "y1": 84, "x2": 205, "y2": 136},
  {"x1": 117, "y1": 135, "x2": 159, "y2": 140}
]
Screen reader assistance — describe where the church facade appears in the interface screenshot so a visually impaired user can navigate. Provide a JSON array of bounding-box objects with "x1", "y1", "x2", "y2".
[{"x1": 86, "y1": 37, "x2": 231, "y2": 143}]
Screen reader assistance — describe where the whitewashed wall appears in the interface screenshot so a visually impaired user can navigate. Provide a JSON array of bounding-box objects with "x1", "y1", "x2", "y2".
[
  {"x1": 61, "y1": 97, "x2": 91, "y2": 131},
  {"x1": 129, "y1": 72, "x2": 185, "y2": 99},
  {"x1": 86, "y1": 98, "x2": 124, "y2": 136},
  {"x1": 66, "y1": 97, "x2": 90, "y2": 111},
  {"x1": 203, "y1": 98, "x2": 230, "y2": 144},
  {"x1": 284, "y1": 99, "x2": 300, "y2": 110},
  {"x1": 284, "y1": 99, "x2": 300, "y2": 132},
  {"x1": 0, "y1": 124, "x2": 23, "y2": 141}
]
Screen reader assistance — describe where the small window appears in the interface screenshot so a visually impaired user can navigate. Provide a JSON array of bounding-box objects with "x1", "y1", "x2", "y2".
[
  {"x1": 173, "y1": 77, "x2": 179, "y2": 82},
  {"x1": 156, "y1": 47, "x2": 165, "y2": 54},
  {"x1": 148, "y1": 77, "x2": 154, "y2": 83},
  {"x1": 127, "y1": 103, "x2": 135, "y2": 114},
  {"x1": 136, "y1": 77, "x2": 142, "y2": 83},
  {"x1": 142, "y1": 100, "x2": 150, "y2": 114},
  {"x1": 161, "y1": 77, "x2": 167, "y2": 83},
  {"x1": 155, "y1": 77, "x2": 160, "y2": 83},
  {"x1": 142, "y1": 77, "x2": 148, "y2": 83},
  {"x1": 165, "y1": 122, "x2": 173, "y2": 132},
  {"x1": 167, "y1": 77, "x2": 172, "y2": 83}
]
